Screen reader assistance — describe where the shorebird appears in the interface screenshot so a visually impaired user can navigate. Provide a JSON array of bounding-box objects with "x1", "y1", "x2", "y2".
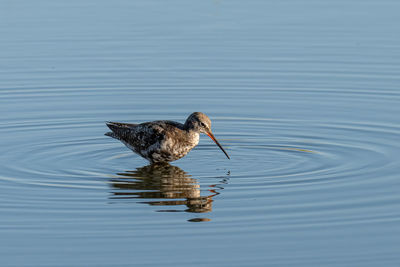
[{"x1": 105, "y1": 112, "x2": 230, "y2": 163}]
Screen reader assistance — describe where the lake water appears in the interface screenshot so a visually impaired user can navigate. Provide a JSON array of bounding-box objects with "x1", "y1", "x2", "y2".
[{"x1": 1, "y1": 0, "x2": 400, "y2": 266}]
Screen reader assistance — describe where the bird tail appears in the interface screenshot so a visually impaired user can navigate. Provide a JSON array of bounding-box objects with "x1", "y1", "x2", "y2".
[
  {"x1": 104, "y1": 131, "x2": 117, "y2": 138},
  {"x1": 105, "y1": 121, "x2": 137, "y2": 140}
]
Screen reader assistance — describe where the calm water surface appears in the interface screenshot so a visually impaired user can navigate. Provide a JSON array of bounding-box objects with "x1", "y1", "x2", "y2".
[{"x1": 1, "y1": 0, "x2": 400, "y2": 266}]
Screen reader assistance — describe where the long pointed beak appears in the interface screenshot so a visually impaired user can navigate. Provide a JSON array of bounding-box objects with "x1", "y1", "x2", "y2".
[{"x1": 206, "y1": 132, "x2": 230, "y2": 160}]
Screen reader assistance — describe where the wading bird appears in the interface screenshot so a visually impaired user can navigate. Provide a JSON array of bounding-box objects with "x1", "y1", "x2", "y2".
[{"x1": 105, "y1": 112, "x2": 230, "y2": 163}]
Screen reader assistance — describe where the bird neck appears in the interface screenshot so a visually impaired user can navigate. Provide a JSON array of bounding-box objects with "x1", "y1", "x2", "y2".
[
  {"x1": 183, "y1": 120, "x2": 196, "y2": 131},
  {"x1": 186, "y1": 130, "x2": 200, "y2": 146},
  {"x1": 186, "y1": 128, "x2": 200, "y2": 136}
]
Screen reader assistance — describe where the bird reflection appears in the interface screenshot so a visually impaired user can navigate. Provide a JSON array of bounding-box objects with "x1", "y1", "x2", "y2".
[{"x1": 109, "y1": 163, "x2": 228, "y2": 215}]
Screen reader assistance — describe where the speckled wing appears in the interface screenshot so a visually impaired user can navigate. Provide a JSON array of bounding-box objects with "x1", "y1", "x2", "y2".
[
  {"x1": 105, "y1": 120, "x2": 187, "y2": 161},
  {"x1": 128, "y1": 121, "x2": 186, "y2": 156}
]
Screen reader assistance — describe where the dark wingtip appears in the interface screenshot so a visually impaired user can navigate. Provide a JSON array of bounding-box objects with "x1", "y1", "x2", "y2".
[
  {"x1": 105, "y1": 122, "x2": 118, "y2": 131},
  {"x1": 105, "y1": 122, "x2": 119, "y2": 138}
]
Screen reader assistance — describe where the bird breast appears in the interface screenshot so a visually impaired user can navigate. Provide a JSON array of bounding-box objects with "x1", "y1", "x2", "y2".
[{"x1": 161, "y1": 132, "x2": 199, "y2": 157}]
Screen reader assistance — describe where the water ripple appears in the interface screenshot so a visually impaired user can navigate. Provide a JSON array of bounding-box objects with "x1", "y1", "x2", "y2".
[{"x1": 1, "y1": 114, "x2": 399, "y2": 226}]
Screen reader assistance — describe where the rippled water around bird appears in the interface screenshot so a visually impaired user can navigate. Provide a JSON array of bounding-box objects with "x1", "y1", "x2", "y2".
[{"x1": 1, "y1": 1, "x2": 400, "y2": 266}]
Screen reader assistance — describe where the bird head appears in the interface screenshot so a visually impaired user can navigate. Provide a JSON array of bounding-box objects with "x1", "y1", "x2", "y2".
[{"x1": 185, "y1": 112, "x2": 230, "y2": 160}]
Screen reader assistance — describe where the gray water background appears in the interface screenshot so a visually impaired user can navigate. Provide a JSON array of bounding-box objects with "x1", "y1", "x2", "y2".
[{"x1": 1, "y1": 0, "x2": 400, "y2": 266}]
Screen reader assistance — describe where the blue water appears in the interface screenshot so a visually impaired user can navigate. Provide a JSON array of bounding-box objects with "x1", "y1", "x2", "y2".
[{"x1": 1, "y1": 0, "x2": 400, "y2": 266}]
